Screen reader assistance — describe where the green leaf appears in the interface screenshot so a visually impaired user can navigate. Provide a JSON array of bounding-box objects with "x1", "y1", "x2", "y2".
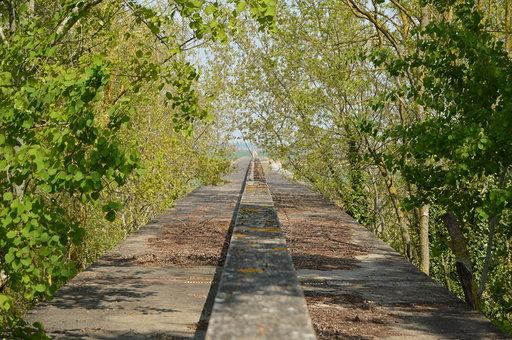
[
  {"x1": 34, "y1": 284, "x2": 46, "y2": 293},
  {"x1": 39, "y1": 183, "x2": 52, "y2": 193},
  {"x1": 3, "y1": 192, "x2": 13, "y2": 201},
  {"x1": 205, "y1": 4, "x2": 216, "y2": 15},
  {"x1": 103, "y1": 201, "x2": 123, "y2": 212},
  {"x1": 5, "y1": 251, "x2": 14, "y2": 264},
  {"x1": 150, "y1": 24, "x2": 160, "y2": 35},
  {"x1": 21, "y1": 258, "x2": 32, "y2": 267},
  {"x1": 74, "y1": 171, "x2": 84, "y2": 181},
  {"x1": 0, "y1": 294, "x2": 11, "y2": 311},
  {"x1": 236, "y1": 1, "x2": 247, "y2": 12},
  {"x1": 475, "y1": 207, "x2": 489, "y2": 220},
  {"x1": 105, "y1": 210, "x2": 116, "y2": 222},
  {"x1": 92, "y1": 54, "x2": 104, "y2": 66}
]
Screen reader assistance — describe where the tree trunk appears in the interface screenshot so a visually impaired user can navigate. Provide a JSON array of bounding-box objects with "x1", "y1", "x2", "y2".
[
  {"x1": 384, "y1": 176, "x2": 413, "y2": 260},
  {"x1": 29, "y1": 0, "x2": 35, "y2": 14},
  {"x1": 442, "y1": 212, "x2": 480, "y2": 310},
  {"x1": 417, "y1": 8, "x2": 431, "y2": 275},
  {"x1": 419, "y1": 204, "x2": 430, "y2": 275},
  {"x1": 363, "y1": 131, "x2": 413, "y2": 260},
  {"x1": 441, "y1": 254, "x2": 452, "y2": 291},
  {"x1": 370, "y1": 174, "x2": 385, "y2": 234},
  {"x1": 420, "y1": 4, "x2": 430, "y2": 28}
]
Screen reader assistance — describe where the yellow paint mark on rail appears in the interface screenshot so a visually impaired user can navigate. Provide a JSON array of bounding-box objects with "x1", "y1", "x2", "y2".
[
  {"x1": 246, "y1": 227, "x2": 280, "y2": 233},
  {"x1": 237, "y1": 268, "x2": 264, "y2": 273},
  {"x1": 240, "y1": 207, "x2": 260, "y2": 213}
]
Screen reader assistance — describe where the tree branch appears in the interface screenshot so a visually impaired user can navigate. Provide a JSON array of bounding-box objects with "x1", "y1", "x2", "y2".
[
  {"x1": 54, "y1": 0, "x2": 105, "y2": 44},
  {"x1": 343, "y1": 0, "x2": 401, "y2": 56}
]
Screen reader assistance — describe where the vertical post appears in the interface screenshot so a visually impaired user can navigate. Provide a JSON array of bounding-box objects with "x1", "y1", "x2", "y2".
[{"x1": 419, "y1": 205, "x2": 430, "y2": 275}]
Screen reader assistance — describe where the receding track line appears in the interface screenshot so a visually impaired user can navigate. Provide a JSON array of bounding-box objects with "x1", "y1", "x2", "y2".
[{"x1": 205, "y1": 158, "x2": 316, "y2": 340}]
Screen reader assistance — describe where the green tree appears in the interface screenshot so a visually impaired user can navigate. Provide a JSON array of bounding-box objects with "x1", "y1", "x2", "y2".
[
  {"x1": 0, "y1": 0, "x2": 275, "y2": 334},
  {"x1": 383, "y1": 0, "x2": 512, "y2": 322}
]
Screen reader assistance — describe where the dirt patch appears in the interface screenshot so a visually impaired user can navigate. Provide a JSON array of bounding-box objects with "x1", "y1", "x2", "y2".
[
  {"x1": 143, "y1": 216, "x2": 233, "y2": 267},
  {"x1": 304, "y1": 285, "x2": 399, "y2": 339},
  {"x1": 309, "y1": 303, "x2": 397, "y2": 340},
  {"x1": 305, "y1": 289, "x2": 367, "y2": 307},
  {"x1": 271, "y1": 191, "x2": 366, "y2": 270},
  {"x1": 304, "y1": 287, "x2": 398, "y2": 339},
  {"x1": 133, "y1": 163, "x2": 249, "y2": 268}
]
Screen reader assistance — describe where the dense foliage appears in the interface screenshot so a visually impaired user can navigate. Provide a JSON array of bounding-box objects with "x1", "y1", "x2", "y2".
[
  {"x1": 0, "y1": 0, "x2": 274, "y2": 335},
  {"x1": 2, "y1": 0, "x2": 511, "y2": 336},
  {"x1": 209, "y1": 0, "x2": 512, "y2": 332}
]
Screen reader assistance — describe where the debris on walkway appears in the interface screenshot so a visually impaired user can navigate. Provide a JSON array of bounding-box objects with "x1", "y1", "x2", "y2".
[{"x1": 264, "y1": 159, "x2": 506, "y2": 340}]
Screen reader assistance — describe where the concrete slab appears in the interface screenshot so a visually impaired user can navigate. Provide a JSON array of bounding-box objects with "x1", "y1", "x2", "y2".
[
  {"x1": 25, "y1": 158, "x2": 251, "y2": 339},
  {"x1": 25, "y1": 156, "x2": 508, "y2": 339}
]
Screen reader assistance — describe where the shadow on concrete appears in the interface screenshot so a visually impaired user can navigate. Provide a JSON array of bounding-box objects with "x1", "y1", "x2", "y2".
[
  {"x1": 47, "y1": 329, "x2": 192, "y2": 339},
  {"x1": 48, "y1": 284, "x2": 157, "y2": 310}
]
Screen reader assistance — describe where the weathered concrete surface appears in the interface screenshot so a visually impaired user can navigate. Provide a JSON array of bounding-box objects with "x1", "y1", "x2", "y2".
[
  {"x1": 206, "y1": 160, "x2": 316, "y2": 340},
  {"x1": 25, "y1": 157, "x2": 251, "y2": 339},
  {"x1": 264, "y1": 159, "x2": 508, "y2": 339},
  {"x1": 25, "y1": 156, "x2": 508, "y2": 339}
]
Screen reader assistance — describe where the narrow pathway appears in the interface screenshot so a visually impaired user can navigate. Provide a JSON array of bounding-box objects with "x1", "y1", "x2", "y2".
[{"x1": 25, "y1": 157, "x2": 251, "y2": 339}]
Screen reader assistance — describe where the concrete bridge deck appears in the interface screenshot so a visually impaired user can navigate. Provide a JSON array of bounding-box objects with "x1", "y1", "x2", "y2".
[{"x1": 26, "y1": 157, "x2": 506, "y2": 339}]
